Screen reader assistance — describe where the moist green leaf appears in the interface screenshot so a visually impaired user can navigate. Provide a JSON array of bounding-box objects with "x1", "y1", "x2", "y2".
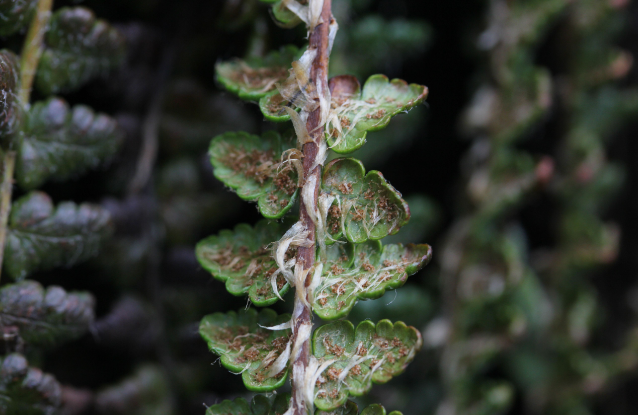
[
  {"x1": 326, "y1": 75, "x2": 428, "y2": 153},
  {"x1": 199, "y1": 308, "x2": 291, "y2": 392},
  {"x1": 196, "y1": 219, "x2": 295, "y2": 306},
  {"x1": 35, "y1": 7, "x2": 126, "y2": 95},
  {"x1": 313, "y1": 241, "x2": 431, "y2": 320},
  {"x1": 0, "y1": 280, "x2": 94, "y2": 348},
  {"x1": 311, "y1": 319, "x2": 422, "y2": 411},
  {"x1": 209, "y1": 131, "x2": 298, "y2": 219},
  {"x1": 94, "y1": 365, "x2": 172, "y2": 415},
  {"x1": 206, "y1": 394, "x2": 291, "y2": 415},
  {"x1": 0, "y1": 0, "x2": 37, "y2": 36},
  {"x1": 0, "y1": 353, "x2": 61, "y2": 415},
  {"x1": 216, "y1": 45, "x2": 300, "y2": 100},
  {"x1": 0, "y1": 49, "x2": 23, "y2": 148},
  {"x1": 3, "y1": 191, "x2": 113, "y2": 281},
  {"x1": 259, "y1": 91, "x2": 298, "y2": 122},
  {"x1": 258, "y1": 0, "x2": 303, "y2": 28},
  {"x1": 15, "y1": 97, "x2": 123, "y2": 189},
  {"x1": 321, "y1": 158, "x2": 410, "y2": 244},
  {"x1": 315, "y1": 400, "x2": 359, "y2": 415}
]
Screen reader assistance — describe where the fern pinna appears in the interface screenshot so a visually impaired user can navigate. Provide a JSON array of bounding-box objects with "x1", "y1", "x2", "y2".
[
  {"x1": 195, "y1": 1, "x2": 431, "y2": 414},
  {"x1": 0, "y1": 1, "x2": 124, "y2": 412}
]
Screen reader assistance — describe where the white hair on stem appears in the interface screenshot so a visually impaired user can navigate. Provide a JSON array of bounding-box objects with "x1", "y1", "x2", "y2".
[{"x1": 266, "y1": 339, "x2": 292, "y2": 377}]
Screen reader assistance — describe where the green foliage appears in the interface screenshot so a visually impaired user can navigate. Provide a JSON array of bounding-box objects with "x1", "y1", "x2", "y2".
[
  {"x1": 95, "y1": 365, "x2": 172, "y2": 415},
  {"x1": 321, "y1": 158, "x2": 410, "y2": 243},
  {"x1": 258, "y1": 0, "x2": 302, "y2": 28},
  {"x1": 196, "y1": 219, "x2": 294, "y2": 306},
  {"x1": 0, "y1": 0, "x2": 37, "y2": 36},
  {"x1": 0, "y1": 49, "x2": 22, "y2": 147},
  {"x1": 0, "y1": 280, "x2": 94, "y2": 348},
  {"x1": 260, "y1": 75, "x2": 427, "y2": 154},
  {"x1": 311, "y1": 319, "x2": 422, "y2": 410},
  {"x1": 205, "y1": 394, "x2": 290, "y2": 415},
  {"x1": 199, "y1": 308, "x2": 291, "y2": 392},
  {"x1": 312, "y1": 241, "x2": 431, "y2": 320},
  {"x1": 36, "y1": 7, "x2": 126, "y2": 95},
  {"x1": 208, "y1": 130, "x2": 298, "y2": 219},
  {"x1": 0, "y1": 353, "x2": 61, "y2": 415},
  {"x1": 315, "y1": 401, "x2": 403, "y2": 415},
  {"x1": 4, "y1": 191, "x2": 112, "y2": 280},
  {"x1": 15, "y1": 97, "x2": 123, "y2": 189},
  {"x1": 216, "y1": 45, "x2": 300, "y2": 100}
]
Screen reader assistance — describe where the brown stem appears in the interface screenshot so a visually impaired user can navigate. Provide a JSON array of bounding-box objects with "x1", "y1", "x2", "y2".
[
  {"x1": 0, "y1": 151, "x2": 16, "y2": 282},
  {"x1": 290, "y1": 1, "x2": 332, "y2": 414}
]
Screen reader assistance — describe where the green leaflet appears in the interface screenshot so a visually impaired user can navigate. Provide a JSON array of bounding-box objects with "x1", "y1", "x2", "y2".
[
  {"x1": 259, "y1": 75, "x2": 427, "y2": 154},
  {"x1": 0, "y1": 0, "x2": 37, "y2": 36},
  {"x1": 258, "y1": 0, "x2": 302, "y2": 28},
  {"x1": 216, "y1": 45, "x2": 300, "y2": 100},
  {"x1": 315, "y1": 400, "x2": 358, "y2": 415},
  {"x1": 94, "y1": 365, "x2": 172, "y2": 415},
  {"x1": 15, "y1": 97, "x2": 123, "y2": 189},
  {"x1": 199, "y1": 308, "x2": 291, "y2": 392},
  {"x1": 311, "y1": 319, "x2": 422, "y2": 411},
  {"x1": 196, "y1": 219, "x2": 295, "y2": 306},
  {"x1": 321, "y1": 158, "x2": 410, "y2": 244},
  {"x1": 206, "y1": 394, "x2": 290, "y2": 415},
  {"x1": 315, "y1": 401, "x2": 403, "y2": 415},
  {"x1": 0, "y1": 353, "x2": 61, "y2": 415},
  {"x1": 209, "y1": 131, "x2": 298, "y2": 219},
  {"x1": 326, "y1": 75, "x2": 428, "y2": 153},
  {"x1": 0, "y1": 280, "x2": 94, "y2": 348},
  {"x1": 0, "y1": 49, "x2": 22, "y2": 148},
  {"x1": 3, "y1": 191, "x2": 112, "y2": 281},
  {"x1": 35, "y1": 7, "x2": 126, "y2": 95},
  {"x1": 312, "y1": 241, "x2": 432, "y2": 320}
]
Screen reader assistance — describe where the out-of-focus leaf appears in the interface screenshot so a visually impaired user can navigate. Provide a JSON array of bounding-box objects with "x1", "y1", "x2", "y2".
[
  {"x1": 196, "y1": 219, "x2": 295, "y2": 306},
  {"x1": 320, "y1": 158, "x2": 410, "y2": 243},
  {"x1": 0, "y1": 280, "x2": 94, "y2": 348},
  {"x1": 209, "y1": 131, "x2": 298, "y2": 219},
  {"x1": 0, "y1": 49, "x2": 22, "y2": 148},
  {"x1": 94, "y1": 365, "x2": 172, "y2": 415},
  {"x1": 311, "y1": 319, "x2": 422, "y2": 410},
  {"x1": 199, "y1": 308, "x2": 291, "y2": 392},
  {"x1": 312, "y1": 241, "x2": 431, "y2": 320},
  {"x1": 0, "y1": 353, "x2": 61, "y2": 415},
  {"x1": 206, "y1": 394, "x2": 290, "y2": 415},
  {"x1": 36, "y1": 7, "x2": 126, "y2": 95},
  {"x1": 15, "y1": 97, "x2": 123, "y2": 189},
  {"x1": 216, "y1": 45, "x2": 300, "y2": 100},
  {"x1": 4, "y1": 191, "x2": 112, "y2": 281},
  {"x1": 0, "y1": 0, "x2": 37, "y2": 36}
]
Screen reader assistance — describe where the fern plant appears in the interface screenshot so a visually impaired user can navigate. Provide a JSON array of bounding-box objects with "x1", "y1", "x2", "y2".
[
  {"x1": 195, "y1": 1, "x2": 431, "y2": 414},
  {"x1": 0, "y1": 1, "x2": 124, "y2": 412}
]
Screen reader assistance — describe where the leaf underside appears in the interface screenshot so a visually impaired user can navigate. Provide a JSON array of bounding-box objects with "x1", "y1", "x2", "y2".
[
  {"x1": 16, "y1": 97, "x2": 123, "y2": 189},
  {"x1": 0, "y1": 354, "x2": 61, "y2": 415},
  {"x1": 199, "y1": 308, "x2": 292, "y2": 392},
  {"x1": 321, "y1": 158, "x2": 410, "y2": 244},
  {"x1": 206, "y1": 394, "x2": 290, "y2": 415},
  {"x1": 0, "y1": 280, "x2": 94, "y2": 348},
  {"x1": 312, "y1": 241, "x2": 432, "y2": 320},
  {"x1": 4, "y1": 191, "x2": 112, "y2": 281},
  {"x1": 209, "y1": 131, "x2": 298, "y2": 219},
  {"x1": 0, "y1": 0, "x2": 37, "y2": 36},
  {"x1": 36, "y1": 6, "x2": 126, "y2": 95},
  {"x1": 311, "y1": 319, "x2": 422, "y2": 410},
  {"x1": 196, "y1": 219, "x2": 295, "y2": 306},
  {"x1": 260, "y1": 75, "x2": 427, "y2": 154},
  {"x1": 0, "y1": 49, "x2": 22, "y2": 147},
  {"x1": 258, "y1": 0, "x2": 303, "y2": 28},
  {"x1": 315, "y1": 401, "x2": 403, "y2": 415},
  {"x1": 216, "y1": 45, "x2": 300, "y2": 100}
]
